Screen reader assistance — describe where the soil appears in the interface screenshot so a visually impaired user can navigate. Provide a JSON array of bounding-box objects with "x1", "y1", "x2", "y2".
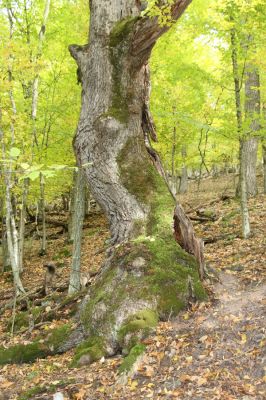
[{"x1": 0, "y1": 175, "x2": 265, "y2": 399}]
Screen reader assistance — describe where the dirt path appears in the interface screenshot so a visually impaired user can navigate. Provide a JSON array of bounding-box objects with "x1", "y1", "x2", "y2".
[{"x1": 109, "y1": 271, "x2": 266, "y2": 399}]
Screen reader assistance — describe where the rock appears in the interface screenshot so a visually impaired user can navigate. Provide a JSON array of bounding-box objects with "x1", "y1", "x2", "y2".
[
  {"x1": 53, "y1": 393, "x2": 64, "y2": 400},
  {"x1": 132, "y1": 257, "x2": 146, "y2": 268},
  {"x1": 78, "y1": 354, "x2": 91, "y2": 366}
]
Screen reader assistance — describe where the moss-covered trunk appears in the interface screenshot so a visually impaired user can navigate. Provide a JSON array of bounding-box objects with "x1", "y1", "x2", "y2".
[
  {"x1": 0, "y1": 0, "x2": 206, "y2": 367},
  {"x1": 68, "y1": 0, "x2": 205, "y2": 366}
]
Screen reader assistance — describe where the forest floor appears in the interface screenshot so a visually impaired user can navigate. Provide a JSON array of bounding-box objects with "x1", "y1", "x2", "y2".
[{"x1": 0, "y1": 175, "x2": 265, "y2": 400}]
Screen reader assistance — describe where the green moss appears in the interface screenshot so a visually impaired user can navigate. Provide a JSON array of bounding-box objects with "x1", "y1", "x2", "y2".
[
  {"x1": 71, "y1": 336, "x2": 105, "y2": 367},
  {"x1": 110, "y1": 17, "x2": 138, "y2": 48},
  {"x1": 145, "y1": 234, "x2": 207, "y2": 316},
  {"x1": 118, "y1": 309, "x2": 158, "y2": 346},
  {"x1": 7, "y1": 306, "x2": 42, "y2": 332},
  {"x1": 119, "y1": 343, "x2": 146, "y2": 374},
  {"x1": 18, "y1": 385, "x2": 46, "y2": 400},
  {"x1": 46, "y1": 323, "x2": 72, "y2": 351},
  {"x1": 0, "y1": 342, "x2": 46, "y2": 365},
  {"x1": 117, "y1": 138, "x2": 159, "y2": 206},
  {"x1": 0, "y1": 324, "x2": 72, "y2": 365},
  {"x1": 18, "y1": 379, "x2": 74, "y2": 400},
  {"x1": 81, "y1": 266, "x2": 117, "y2": 329}
]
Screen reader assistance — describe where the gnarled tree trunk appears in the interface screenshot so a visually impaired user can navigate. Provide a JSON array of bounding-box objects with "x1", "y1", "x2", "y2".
[
  {"x1": 66, "y1": 0, "x2": 205, "y2": 364},
  {"x1": 0, "y1": 0, "x2": 206, "y2": 367}
]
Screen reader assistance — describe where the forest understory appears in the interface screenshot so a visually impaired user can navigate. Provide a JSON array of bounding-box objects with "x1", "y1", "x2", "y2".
[{"x1": 0, "y1": 175, "x2": 265, "y2": 400}]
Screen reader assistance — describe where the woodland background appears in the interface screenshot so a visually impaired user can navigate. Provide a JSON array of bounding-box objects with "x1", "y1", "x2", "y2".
[{"x1": 0, "y1": 0, "x2": 265, "y2": 399}]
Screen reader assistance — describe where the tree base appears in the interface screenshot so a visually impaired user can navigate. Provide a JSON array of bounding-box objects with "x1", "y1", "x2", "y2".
[
  {"x1": 72, "y1": 232, "x2": 206, "y2": 366},
  {"x1": 0, "y1": 235, "x2": 206, "y2": 367}
]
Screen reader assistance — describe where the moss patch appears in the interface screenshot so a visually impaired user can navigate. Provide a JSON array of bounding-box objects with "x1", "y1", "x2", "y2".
[
  {"x1": 0, "y1": 324, "x2": 72, "y2": 365},
  {"x1": 119, "y1": 343, "x2": 146, "y2": 374},
  {"x1": 18, "y1": 379, "x2": 74, "y2": 400},
  {"x1": 71, "y1": 336, "x2": 105, "y2": 367},
  {"x1": 117, "y1": 137, "x2": 159, "y2": 206},
  {"x1": 7, "y1": 306, "x2": 42, "y2": 332},
  {"x1": 110, "y1": 17, "x2": 138, "y2": 48},
  {"x1": 0, "y1": 342, "x2": 46, "y2": 365},
  {"x1": 118, "y1": 309, "x2": 158, "y2": 348}
]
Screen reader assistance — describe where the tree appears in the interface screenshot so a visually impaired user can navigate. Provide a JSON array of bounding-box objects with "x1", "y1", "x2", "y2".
[
  {"x1": 0, "y1": 0, "x2": 205, "y2": 366},
  {"x1": 68, "y1": 168, "x2": 86, "y2": 294},
  {"x1": 63, "y1": 0, "x2": 205, "y2": 363}
]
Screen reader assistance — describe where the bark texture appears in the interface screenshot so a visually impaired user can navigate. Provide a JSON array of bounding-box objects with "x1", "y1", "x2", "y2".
[
  {"x1": 68, "y1": 168, "x2": 86, "y2": 294},
  {"x1": 243, "y1": 64, "x2": 260, "y2": 197},
  {"x1": 64, "y1": 0, "x2": 206, "y2": 365},
  {"x1": 0, "y1": 0, "x2": 207, "y2": 367}
]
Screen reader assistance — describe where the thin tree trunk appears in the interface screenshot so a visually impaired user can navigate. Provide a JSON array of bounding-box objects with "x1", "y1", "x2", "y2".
[
  {"x1": 179, "y1": 145, "x2": 188, "y2": 194},
  {"x1": 18, "y1": 178, "x2": 29, "y2": 272},
  {"x1": 31, "y1": 0, "x2": 51, "y2": 149},
  {"x1": 68, "y1": 169, "x2": 86, "y2": 294},
  {"x1": 0, "y1": 128, "x2": 25, "y2": 294},
  {"x1": 240, "y1": 139, "x2": 251, "y2": 238},
  {"x1": 39, "y1": 173, "x2": 46, "y2": 256},
  {"x1": 68, "y1": 169, "x2": 78, "y2": 243},
  {"x1": 243, "y1": 63, "x2": 260, "y2": 197},
  {"x1": 263, "y1": 142, "x2": 266, "y2": 194},
  {"x1": 230, "y1": 27, "x2": 251, "y2": 238},
  {"x1": 1, "y1": 198, "x2": 11, "y2": 272}
]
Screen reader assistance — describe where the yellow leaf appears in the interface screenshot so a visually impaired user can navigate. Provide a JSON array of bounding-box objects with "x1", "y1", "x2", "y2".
[
  {"x1": 240, "y1": 333, "x2": 247, "y2": 344},
  {"x1": 130, "y1": 380, "x2": 138, "y2": 391},
  {"x1": 197, "y1": 377, "x2": 207, "y2": 386}
]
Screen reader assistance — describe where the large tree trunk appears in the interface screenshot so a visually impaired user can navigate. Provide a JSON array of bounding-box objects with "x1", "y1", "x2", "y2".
[
  {"x1": 65, "y1": 0, "x2": 205, "y2": 365},
  {"x1": 0, "y1": 0, "x2": 206, "y2": 367}
]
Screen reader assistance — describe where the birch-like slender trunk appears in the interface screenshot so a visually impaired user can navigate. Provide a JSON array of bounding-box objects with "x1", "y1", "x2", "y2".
[
  {"x1": 239, "y1": 139, "x2": 251, "y2": 238},
  {"x1": 18, "y1": 178, "x2": 29, "y2": 272},
  {"x1": 0, "y1": 128, "x2": 25, "y2": 294},
  {"x1": 179, "y1": 145, "x2": 188, "y2": 194},
  {"x1": 242, "y1": 63, "x2": 260, "y2": 197},
  {"x1": 230, "y1": 27, "x2": 251, "y2": 238},
  {"x1": 1, "y1": 198, "x2": 11, "y2": 272},
  {"x1": 68, "y1": 169, "x2": 86, "y2": 294},
  {"x1": 31, "y1": 0, "x2": 51, "y2": 148},
  {"x1": 39, "y1": 173, "x2": 46, "y2": 256}
]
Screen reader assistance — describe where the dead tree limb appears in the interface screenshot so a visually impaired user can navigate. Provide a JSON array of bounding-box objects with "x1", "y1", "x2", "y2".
[{"x1": 173, "y1": 203, "x2": 205, "y2": 280}]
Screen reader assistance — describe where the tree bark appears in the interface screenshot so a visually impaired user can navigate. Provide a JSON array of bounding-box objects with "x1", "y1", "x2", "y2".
[
  {"x1": 61, "y1": 0, "x2": 207, "y2": 364},
  {"x1": 0, "y1": 0, "x2": 207, "y2": 367},
  {"x1": 243, "y1": 63, "x2": 260, "y2": 197},
  {"x1": 179, "y1": 145, "x2": 188, "y2": 194},
  {"x1": 263, "y1": 142, "x2": 266, "y2": 195},
  {"x1": 239, "y1": 139, "x2": 251, "y2": 239},
  {"x1": 39, "y1": 173, "x2": 46, "y2": 256},
  {"x1": 18, "y1": 178, "x2": 29, "y2": 272},
  {"x1": 230, "y1": 27, "x2": 251, "y2": 238},
  {"x1": 68, "y1": 168, "x2": 86, "y2": 294}
]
